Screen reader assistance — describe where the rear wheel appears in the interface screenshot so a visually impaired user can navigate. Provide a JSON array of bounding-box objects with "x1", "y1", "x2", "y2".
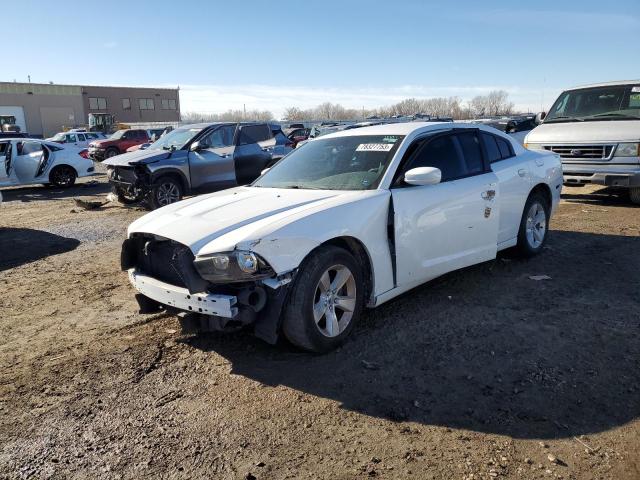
[
  {"x1": 629, "y1": 187, "x2": 640, "y2": 205},
  {"x1": 49, "y1": 165, "x2": 77, "y2": 187},
  {"x1": 515, "y1": 192, "x2": 549, "y2": 257},
  {"x1": 282, "y1": 245, "x2": 363, "y2": 353},
  {"x1": 148, "y1": 175, "x2": 183, "y2": 209}
]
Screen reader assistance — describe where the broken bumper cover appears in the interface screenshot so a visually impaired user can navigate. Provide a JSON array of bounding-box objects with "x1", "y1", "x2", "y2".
[{"x1": 128, "y1": 268, "x2": 238, "y2": 318}]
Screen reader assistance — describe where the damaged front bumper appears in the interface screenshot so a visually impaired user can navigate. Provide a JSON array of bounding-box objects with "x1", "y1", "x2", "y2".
[
  {"x1": 108, "y1": 166, "x2": 151, "y2": 198},
  {"x1": 128, "y1": 269, "x2": 238, "y2": 318}
]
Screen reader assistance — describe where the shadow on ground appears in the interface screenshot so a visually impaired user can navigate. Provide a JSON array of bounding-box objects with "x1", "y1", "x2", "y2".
[
  {"x1": 0, "y1": 177, "x2": 109, "y2": 203},
  {"x1": 0, "y1": 228, "x2": 80, "y2": 271},
  {"x1": 184, "y1": 230, "x2": 640, "y2": 440},
  {"x1": 562, "y1": 185, "x2": 637, "y2": 207}
]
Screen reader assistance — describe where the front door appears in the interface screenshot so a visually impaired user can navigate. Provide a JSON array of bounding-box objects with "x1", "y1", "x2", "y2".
[
  {"x1": 188, "y1": 124, "x2": 237, "y2": 190},
  {"x1": 13, "y1": 140, "x2": 47, "y2": 184},
  {"x1": 0, "y1": 141, "x2": 11, "y2": 185},
  {"x1": 391, "y1": 131, "x2": 499, "y2": 288}
]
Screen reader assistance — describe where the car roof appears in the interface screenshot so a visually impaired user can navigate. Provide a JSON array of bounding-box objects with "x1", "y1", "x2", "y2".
[
  {"x1": 179, "y1": 122, "x2": 268, "y2": 130},
  {"x1": 566, "y1": 79, "x2": 640, "y2": 90},
  {"x1": 320, "y1": 121, "x2": 455, "y2": 138}
]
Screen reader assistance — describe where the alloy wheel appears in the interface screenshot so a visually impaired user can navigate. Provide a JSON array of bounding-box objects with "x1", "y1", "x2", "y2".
[
  {"x1": 156, "y1": 182, "x2": 180, "y2": 206},
  {"x1": 312, "y1": 264, "x2": 356, "y2": 337},
  {"x1": 526, "y1": 201, "x2": 547, "y2": 249}
]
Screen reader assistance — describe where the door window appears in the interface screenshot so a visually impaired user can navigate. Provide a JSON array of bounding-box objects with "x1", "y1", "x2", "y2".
[
  {"x1": 238, "y1": 125, "x2": 271, "y2": 145},
  {"x1": 65, "y1": 134, "x2": 77, "y2": 143},
  {"x1": 200, "y1": 125, "x2": 236, "y2": 149},
  {"x1": 21, "y1": 141, "x2": 44, "y2": 156},
  {"x1": 78, "y1": 134, "x2": 86, "y2": 141},
  {"x1": 456, "y1": 132, "x2": 484, "y2": 175},
  {"x1": 481, "y1": 132, "x2": 515, "y2": 162},
  {"x1": 404, "y1": 134, "x2": 466, "y2": 182}
]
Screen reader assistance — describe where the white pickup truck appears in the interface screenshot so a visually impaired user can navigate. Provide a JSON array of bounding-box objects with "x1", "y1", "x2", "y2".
[{"x1": 525, "y1": 80, "x2": 640, "y2": 204}]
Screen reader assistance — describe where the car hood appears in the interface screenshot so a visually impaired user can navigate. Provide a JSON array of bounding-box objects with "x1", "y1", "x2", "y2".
[
  {"x1": 526, "y1": 120, "x2": 640, "y2": 144},
  {"x1": 128, "y1": 186, "x2": 381, "y2": 256},
  {"x1": 103, "y1": 148, "x2": 179, "y2": 166}
]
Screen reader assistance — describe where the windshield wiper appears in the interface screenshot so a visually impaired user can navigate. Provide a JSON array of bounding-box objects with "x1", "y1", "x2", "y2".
[
  {"x1": 545, "y1": 115, "x2": 584, "y2": 123},
  {"x1": 585, "y1": 113, "x2": 640, "y2": 120}
]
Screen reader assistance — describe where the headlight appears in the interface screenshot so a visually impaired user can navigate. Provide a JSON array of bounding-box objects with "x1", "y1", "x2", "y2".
[
  {"x1": 193, "y1": 250, "x2": 273, "y2": 283},
  {"x1": 524, "y1": 143, "x2": 546, "y2": 151},
  {"x1": 614, "y1": 143, "x2": 640, "y2": 157}
]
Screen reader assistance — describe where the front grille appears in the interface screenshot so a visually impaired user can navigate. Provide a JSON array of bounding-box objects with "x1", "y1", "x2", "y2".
[
  {"x1": 113, "y1": 166, "x2": 137, "y2": 183},
  {"x1": 544, "y1": 145, "x2": 614, "y2": 160},
  {"x1": 136, "y1": 238, "x2": 194, "y2": 288}
]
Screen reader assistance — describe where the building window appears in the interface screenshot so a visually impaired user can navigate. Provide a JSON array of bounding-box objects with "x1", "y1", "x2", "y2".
[
  {"x1": 122, "y1": 98, "x2": 131, "y2": 110},
  {"x1": 139, "y1": 98, "x2": 155, "y2": 110},
  {"x1": 161, "y1": 99, "x2": 177, "y2": 110},
  {"x1": 88, "y1": 97, "x2": 107, "y2": 110}
]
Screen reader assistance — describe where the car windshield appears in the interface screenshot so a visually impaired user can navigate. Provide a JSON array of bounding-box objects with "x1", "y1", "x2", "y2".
[
  {"x1": 110, "y1": 130, "x2": 125, "y2": 139},
  {"x1": 148, "y1": 127, "x2": 203, "y2": 150},
  {"x1": 50, "y1": 133, "x2": 65, "y2": 141},
  {"x1": 253, "y1": 134, "x2": 405, "y2": 191},
  {"x1": 545, "y1": 84, "x2": 640, "y2": 122}
]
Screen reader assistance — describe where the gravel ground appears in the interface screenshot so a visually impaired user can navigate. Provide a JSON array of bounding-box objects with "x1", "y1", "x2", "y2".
[{"x1": 0, "y1": 176, "x2": 639, "y2": 480}]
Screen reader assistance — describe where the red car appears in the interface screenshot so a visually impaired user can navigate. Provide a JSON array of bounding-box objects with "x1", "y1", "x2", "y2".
[
  {"x1": 87, "y1": 129, "x2": 149, "y2": 161},
  {"x1": 286, "y1": 127, "x2": 310, "y2": 147}
]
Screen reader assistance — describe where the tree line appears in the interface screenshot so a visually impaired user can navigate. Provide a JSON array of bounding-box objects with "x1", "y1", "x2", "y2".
[{"x1": 181, "y1": 90, "x2": 516, "y2": 122}]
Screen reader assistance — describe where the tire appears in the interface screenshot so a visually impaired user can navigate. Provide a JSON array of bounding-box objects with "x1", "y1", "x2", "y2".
[
  {"x1": 630, "y1": 187, "x2": 640, "y2": 205},
  {"x1": 111, "y1": 185, "x2": 141, "y2": 205},
  {"x1": 49, "y1": 165, "x2": 77, "y2": 188},
  {"x1": 148, "y1": 175, "x2": 183, "y2": 210},
  {"x1": 105, "y1": 148, "x2": 120, "y2": 159},
  {"x1": 282, "y1": 245, "x2": 364, "y2": 353},
  {"x1": 515, "y1": 191, "x2": 550, "y2": 257}
]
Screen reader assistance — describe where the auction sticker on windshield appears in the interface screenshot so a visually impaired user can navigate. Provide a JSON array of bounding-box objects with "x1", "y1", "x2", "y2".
[{"x1": 356, "y1": 143, "x2": 395, "y2": 152}]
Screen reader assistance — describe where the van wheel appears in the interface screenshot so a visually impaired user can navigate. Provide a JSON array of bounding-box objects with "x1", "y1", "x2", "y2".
[
  {"x1": 148, "y1": 175, "x2": 183, "y2": 209},
  {"x1": 49, "y1": 165, "x2": 77, "y2": 187},
  {"x1": 515, "y1": 192, "x2": 549, "y2": 257},
  {"x1": 629, "y1": 187, "x2": 640, "y2": 205},
  {"x1": 282, "y1": 245, "x2": 364, "y2": 353}
]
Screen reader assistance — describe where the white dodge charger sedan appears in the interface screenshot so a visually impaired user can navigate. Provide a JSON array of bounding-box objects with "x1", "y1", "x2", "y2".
[{"x1": 121, "y1": 122, "x2": 562, "y2": 352}]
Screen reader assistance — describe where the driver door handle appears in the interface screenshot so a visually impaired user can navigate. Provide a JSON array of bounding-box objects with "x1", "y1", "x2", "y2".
[
  {"x1": 481, "y1": 189, "x2": 496, "y2": 201},
  {"x1": 518, "y1": 168, "x2": 527, "y2": 177}
]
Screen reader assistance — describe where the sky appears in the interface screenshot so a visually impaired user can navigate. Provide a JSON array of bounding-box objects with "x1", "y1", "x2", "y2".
[{"x1": 4, "y1": 0, "x2": 640, "y2": 118}]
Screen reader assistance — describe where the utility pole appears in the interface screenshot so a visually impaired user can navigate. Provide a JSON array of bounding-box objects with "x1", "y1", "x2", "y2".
[
  {"x1": 243, "y1": 104, "x2": 246, "y2": 120},
  {"x1": 28, "y1": 75, "x2": 31, "y2": 83}
]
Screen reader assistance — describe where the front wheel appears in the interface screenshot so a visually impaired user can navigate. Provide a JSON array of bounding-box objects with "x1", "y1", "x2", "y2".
[
  {"x1": 282, "y1": 245, "x2": 364, "y2": 352},
  {"x1": 515, "y1": 192, "x2": 549, "y2": 257},
  {"x1": 49, "y1": 165, "x2": 77, "y2": 187},
  {"x1": 105, "y1": 148, "x2": 119, "y2": 159},
  {"x1": 111, "y1": 185, "x2": 141, "y2": 205},
  {"x1": 147, "y1": 175, "x2": 183, "y2": 210}
]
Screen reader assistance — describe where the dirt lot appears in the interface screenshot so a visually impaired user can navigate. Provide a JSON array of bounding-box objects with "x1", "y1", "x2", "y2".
[{"x1": 0, "y1": 176, "x2": 638, "y2": 480}]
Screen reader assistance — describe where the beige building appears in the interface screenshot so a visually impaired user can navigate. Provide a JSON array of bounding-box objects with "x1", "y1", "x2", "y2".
[{"x1": 0, "y1": 82, "x2": 180, "y2": 137}]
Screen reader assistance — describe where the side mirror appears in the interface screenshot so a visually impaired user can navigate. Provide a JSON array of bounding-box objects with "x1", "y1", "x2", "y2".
[
  {"x1": 535, "y1": 111, "x2": 546, "y2": 125},
  {"x1": 190, "y1": 141, "x2": 203, "y2": 152},
  {"x1": 260, "y1": 167, "x2": 270, "y2": 176},
  {"x1": 404, "y1": 167, "x2": 442, "y2": 186}
]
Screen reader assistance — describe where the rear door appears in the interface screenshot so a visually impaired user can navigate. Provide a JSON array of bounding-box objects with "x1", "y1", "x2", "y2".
[
  {"x1": 0, "y1": 141, "x2": 11, "y2": 184},
  {"x1": 233, "y1": 124, "x2": 273, "y2": 184},
  {"x1": 188, "y1": 124, "x2": 237, "y2": 189},
  {"x1": 481, "y1": 132, "x2": 530, "y2": 244},
  {"x1": 391, "y1": 131, "x2": 499, "y2": 288}
]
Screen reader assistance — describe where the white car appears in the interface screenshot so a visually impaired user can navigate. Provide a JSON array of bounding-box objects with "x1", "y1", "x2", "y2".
[
  {"x1": 46, "y1": 131, "x2": 105, "y2": 149},
  {"x1": 122, "y1": 122, "x2": 562, "y2": 352},
  {"x1": 0, "y1": 138, "x2": 96, "y2": 188}
]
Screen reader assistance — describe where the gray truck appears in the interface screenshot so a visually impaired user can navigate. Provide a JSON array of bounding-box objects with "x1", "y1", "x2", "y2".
[{"x1": 104, "y1": 122, "x2": 292, "y2": 209}]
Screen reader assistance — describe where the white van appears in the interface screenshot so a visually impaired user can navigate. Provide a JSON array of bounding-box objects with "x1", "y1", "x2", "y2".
[{"x1": 524, "y1": 80, "x2": 640, "y2": 204}]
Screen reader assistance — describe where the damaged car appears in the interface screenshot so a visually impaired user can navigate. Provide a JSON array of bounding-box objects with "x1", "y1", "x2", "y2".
[
  {"x1": 104, "y1": 122, "x2": 290, "y2": 209},
  {"x1": 122, "y1": 122, "x2": 563, "y2": 352}
]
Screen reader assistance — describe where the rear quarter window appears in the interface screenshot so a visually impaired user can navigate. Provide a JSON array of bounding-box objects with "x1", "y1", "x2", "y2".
[{"x1": 238, "y1": 125, "x2": 271, "y2": 144}]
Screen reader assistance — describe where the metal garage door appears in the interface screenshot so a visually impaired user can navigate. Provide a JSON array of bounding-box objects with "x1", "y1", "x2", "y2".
[{"x1": 40, "y1": 107, "x2": 77, "y2": 137}]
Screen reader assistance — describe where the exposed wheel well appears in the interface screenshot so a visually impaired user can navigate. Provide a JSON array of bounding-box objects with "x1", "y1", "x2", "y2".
[
  {"x1": 530, "y1": 182, "x2": 552, "y2": 208},
  {"x1": 49, "y1": 164, "x2": 77, "y2": 181},
  {"x1": 321, "y1": 236, "x2": 374, "y2": 305},
  {"x1": 152, "y1": 170, "x2": 189, "y2": 193}
]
